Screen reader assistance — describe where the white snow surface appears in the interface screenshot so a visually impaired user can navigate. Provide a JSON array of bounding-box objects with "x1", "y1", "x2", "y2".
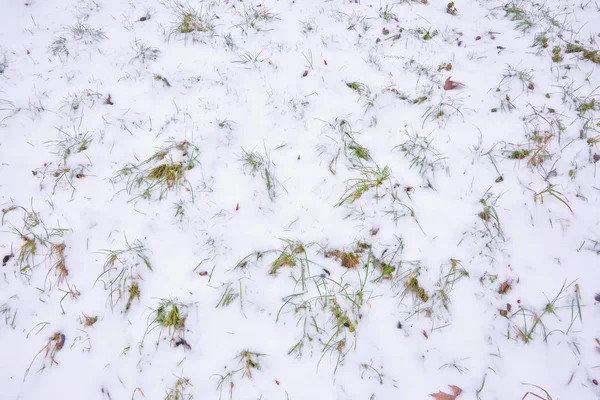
[{"x1": 1, "y1": 0, "x2": 600, "y2": 399}]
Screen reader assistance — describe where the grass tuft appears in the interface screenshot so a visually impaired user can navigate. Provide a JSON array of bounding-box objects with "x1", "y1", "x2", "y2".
[
  {"x1": 155, "y1": 299, "x2": 185, "y2": 330},
  {"x1": 335, "y1": 164, "x2": 391, "y2": 207},
  {"x1": 112, "y1": 140, "x2": 199, "y2": 201},
  {"x1": 239, "y1": 350, "x2": 264, "y2": 378},
  {"x1": 240, "y1": 147, "x2": 276, "y2": 200},
  {"x1": 170, "y1": 4, "x2": 215, "y2": 37}
]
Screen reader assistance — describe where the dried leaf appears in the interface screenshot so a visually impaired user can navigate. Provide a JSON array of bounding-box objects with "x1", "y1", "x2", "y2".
[
  {"x1": 499, "y1": 279, "x2": 512, "y2": 294},
  {"x1": 444, "y1": 77, "x2": 465, "y2": 90},
  {"x1": 341, "y1": 253, "x2": 359, "y2": 268},
  {"x1": 431, "y1": 385, "x2": 463, "y2": 400}
]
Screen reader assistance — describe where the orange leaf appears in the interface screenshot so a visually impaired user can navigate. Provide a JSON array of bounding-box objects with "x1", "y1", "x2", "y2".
[{"x1": 431, "y1": 385, "x2": 463, "y2": 400}]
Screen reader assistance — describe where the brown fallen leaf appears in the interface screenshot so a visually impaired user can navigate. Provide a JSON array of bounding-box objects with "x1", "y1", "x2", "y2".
[
  {"x1": 431, "y1": 385, "x2": 463, "y2": 400},
  {"x1": 444, "y1": 77, "x2": 465, "y2": 90},
  {"x1": 498, "y1": 279, "x2": 512, "y2": 294}
]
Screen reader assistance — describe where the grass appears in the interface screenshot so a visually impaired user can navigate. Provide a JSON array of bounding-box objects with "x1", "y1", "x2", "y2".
[
  {"x1": 273, "y1": 245, "x2": 372, "y2": 372},
  {"x1": 319, "y1": 297, "x2": 359, "y2": 373},
  {"x1": 501, "y1": 2, "x2": 536, "y2": 32},
  {"x1": 335, "y1": 164, "x2": 391, "y2": 207},
  {"x1": 395, "y1": 131, "x2": 447, "y2": 177},
  {"x1": 402, "y1": 270, "x2": 429, "y2": 303},
  {"x1": 216, "y1": 283, "x2": 240, "y2": 307},
  {"x1": 508, "y1": 148, "x2": 530, "y2": 159},
  {"x1": 69, "y1": 22, "x2": 107, "y2": 43},
  {"x1": 507, "y1": 281, "x2": 575, "y2": 343},
  {"x1": 94, "y1": 237, "x2": 152, "y2": 310},
  {"x1": 112, "y1": 140, "x2": 199, "y2": 201},
  {"x1": 44, "y1": 332, "x2": 65, "y2": 365},
  {"x1": 361, "y1": 362, "x2": 385, "y2": 384},
  {"x1": 155, "y1": 299, "x2": 184, "y2": 328},
  {"x1": 575, "y1": 98, "x2": 598, "y2": 115},
  {"x1": 521, "y1": 383, "x2": 554, "y2": 400},
  {"x1": 271, "y1": 239, "x2": 313, "y2": 290},
  {"x1": 142, "y1": 298, "x2": 187, "y2": 347},
  {"x1": 213, "y1": 349, "x2": 265, "y2": 399},
  {"x1": 168, "y1": 3, "x2": 215, "y2": 39},
  {"x1": 48, "y1": 125, "x2": 92, "y2": 164},
  {"x1": 154, "y1": 74, "x2": 171, "y2": 87},
  {"x1": 564, "y1": 42, "x2": 600, "y2": 64},
  {"x1": 49, "y1": 242, "x2": 68, "y2": 285},
  {"x1": 0, "y1": 53, "x2": 7, "y2": 74},
  {"x1": 551, "y1": 46, "x2": 563, "y2": 62},
  {"x1": 498, "y1": 65, "x2": 535, "y2": 91},
  {"x1": 238, "y1": 350, "x2": 264, "y2": 378},
  {"x1": 131, "y1": 40, "x2": 161, "y2": 63},
  {"x1": 534, "y1": 185, "x2": 574, "y2": 214},
  {"x1": 233, "y1": 49, "x2": 266, "y2": 67},
  {"x1": 235, "y1": 5, "x2": 279, "y2": 33},
  {"x1": 422, "y1": 98, "x2": 464, "y2": 128},
  {"x1": 49, "y1": 37, "x2": 69, "y2": 58},
  {"x1": 478, "y1": 197, "x2": 504, "y2": 239},
  {"x1": 435, "y1": 259, "x2": 469, "y2": 306},
  {"x1": 321, "y1": 118, "x2": 372, "y2": 167},
  {"x1": 379, "y1": 5, "x2": 398, "y2": 22},
  {"x1": 24, "y1": 332, "x2": 65, "y2": 380},
  {"x1": 446, "y1": 2, "x2": 457, "y2": 15},
  {"x1": 126, "y1": 282, "x2": 140, "y2": 311},
  {"x1": 165, "y1": 377, "x2": 192, "y2": 400},
  {"x1": 342, "y1": 125, "x2": 371, "y2": 165},
  {"x1": 346, "y1": 81, "x2": 369, "y2": 96},
  {"x1": 5, "y1": 206, "x2": 68, "y2": 282},
  {"x1": 239, "y1": 147, "x2": 276, "y2": 200}
]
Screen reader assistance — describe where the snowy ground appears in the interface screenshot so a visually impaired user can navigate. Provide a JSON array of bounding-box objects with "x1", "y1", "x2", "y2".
[{"x1": 1, "y1": 0, "x2": 600, "y2": 398}]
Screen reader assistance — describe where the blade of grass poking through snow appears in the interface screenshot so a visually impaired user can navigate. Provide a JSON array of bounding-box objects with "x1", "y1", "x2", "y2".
[
  {"x1": 534, "y1": 185, "x2": 574, "y2": 214},
  {"x1": 239, "y1": 146, "x2": 277, "y2": 200},
  {"x1": 111, "y1": 140, "x2": 199, "y2": 201},
  {"x1": 141, "y1": 298, "x2": 186, "y2": 347},
  {"x1": 335, "y1": 164, "x2": 391, "y2": 207},
  {"x1": 216, "y1": 283, "x2": 239, "y2": 308}
]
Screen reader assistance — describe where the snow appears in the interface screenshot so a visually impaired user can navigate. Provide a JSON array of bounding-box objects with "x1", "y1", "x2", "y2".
[{"x1": 1, "y1": 0, "x2": 600, "y2": 399}]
